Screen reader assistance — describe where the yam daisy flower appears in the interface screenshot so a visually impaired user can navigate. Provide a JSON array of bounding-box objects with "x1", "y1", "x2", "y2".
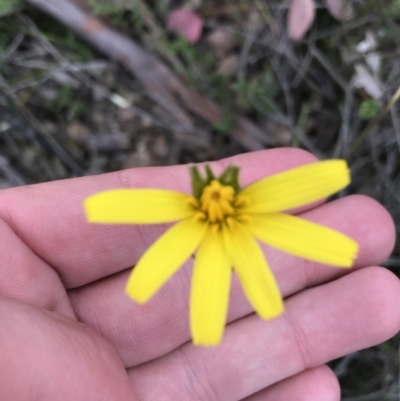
[{"x1": 84, "y1": 160, "x2": 358, "y2": 345}]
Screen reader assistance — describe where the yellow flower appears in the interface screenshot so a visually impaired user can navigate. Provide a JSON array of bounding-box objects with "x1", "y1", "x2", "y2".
[{"x1": 84, "y1": 160, "x2": 358, "y2": 346}]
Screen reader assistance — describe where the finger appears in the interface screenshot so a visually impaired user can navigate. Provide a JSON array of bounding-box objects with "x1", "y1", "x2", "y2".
[
  {"x1": 127, "y1": 267, "x2": 400, "y2": 401},
  {"x1": 69, "y1": 194, "x2": 394, "y2": 366},
  {"x1": 0, "y1": 148, "x2": 318, "y2": 288},
  {"x1": 242, "y1": 365, "x2": 340, "y2": 401},
  {"x1": 0, "y1": 297, "x2": 136, "y2": 401},
  {"x1": 0, "y1": 217, "x2": 73, "y2": 317}
]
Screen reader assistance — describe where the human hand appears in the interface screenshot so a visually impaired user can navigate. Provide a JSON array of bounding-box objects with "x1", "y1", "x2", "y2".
[{"x1": 0, "y1": 148, "x2": 398, "y2": 401}]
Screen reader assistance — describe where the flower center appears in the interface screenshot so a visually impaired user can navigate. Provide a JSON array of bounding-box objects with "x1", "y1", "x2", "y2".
[
  {"x1": 187, "y1": 179, "x2": 249, "y2": 228},
  {"x1": 201, "y1": 180, "x2": 235, "y2": 223}
]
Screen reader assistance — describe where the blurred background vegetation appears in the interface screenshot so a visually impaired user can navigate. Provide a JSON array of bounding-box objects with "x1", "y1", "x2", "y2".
[{"x1": 0, "y1": 0, "x2": 399, "y2": 399}]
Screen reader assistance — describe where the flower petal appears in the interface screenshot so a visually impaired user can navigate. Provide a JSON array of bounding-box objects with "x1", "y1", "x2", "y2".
[
  {"x1": 84, "y1": 189, "x2": 192, "y2": 224},
  {"x1": 222, "y1": 223, "x2": 284, "y2": 320},
  {"x1": 288, "y1": 0, "x2": 315, "y2": 41},
  {"x1": 248, "y1": 213, "x2": 358, "y2": 267},
  {"x1": 190, "y1": 229, "x2": 231, "y2": 346},
  {"x1": 126, "y1": 218, "x2": 207, "y2": 303},
  {"x1": 240, "y1": 160, "x2": 350, "y2": 214}
]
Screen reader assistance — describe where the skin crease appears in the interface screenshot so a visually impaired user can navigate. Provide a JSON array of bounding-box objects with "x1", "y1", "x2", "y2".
[
  {"x1": 242, "y1": 365, "x2": 341, "y2": 401},
  {"x1": 0, "y1": 148, "x2": 398, "y2": 401}
]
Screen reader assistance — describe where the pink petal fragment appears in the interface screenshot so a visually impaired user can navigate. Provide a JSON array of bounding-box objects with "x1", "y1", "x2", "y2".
[
  {"x1": 167, "y1": 8, "x2": 204, "y2": 44},
  {"x1": 325, "y1": 0, "x2": 353, "y2": 20},
  {"x1": 288, "y1": 0, "x2": 315, "y2": 41}
]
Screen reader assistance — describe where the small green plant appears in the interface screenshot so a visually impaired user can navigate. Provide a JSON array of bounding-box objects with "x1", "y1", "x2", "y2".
[
  {"x1": 69, "y1": 100, "x2": 84, "y2": 119},
  {"x1": 359, "y1": 99, "x2": 380, "y2": 120},
  {"x1": 88, "y1": 0, "x2": 121, "y2": 16},
  {"x1": 208, "y1": 74, "x2": 232, "y2": 105},
  {"x1": 292, "y1": 103, "x2": 310, "y2": 147},
  {"x1": 167, "y1": 37, "x2": 197, "y2": 62},
  {"x1": 0, "y1": 22, "x2": 15, "y2": 53},
  {"x1": 64, "y1": 31, "x2": 93, "y2": 61},
  {"x1": 211, "y1": 115, "x2": 236, "y2": 136},
  {"x1": 88, "y1": 0, "x2": 142, "y2": 30},
  {"x1": 45, "y1": 85, "x2": 84, "y2": 119},
  {"x1": 0, "y1": 0, "x2": 20, "y2": 16},
  {"x1": 47, "y1": 85, "x2": 74, "y2": 112},
  {"x1": 387, "y1": 0, "x2": 400, "y2": 17},
  {"x1": 164, "y1": 37, "x2": 215, "y2": 90},
  {"x1": 233, "y1": 71, "x2": 278, "y2": 114}
]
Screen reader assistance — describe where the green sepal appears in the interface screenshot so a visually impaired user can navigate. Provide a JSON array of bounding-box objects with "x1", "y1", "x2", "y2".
[
  {"x1": 205, "y1": 165, "x2": 216, "y2": 182},
  {"x1": 218, "y1": 166, "x2": 241, "y2": 192},
  {"x1": 190, "y1": 165, "x2": 206, "y2": 199},
  {"x1": 190, "y1": 164, "x2": 241, "y2": 198}
]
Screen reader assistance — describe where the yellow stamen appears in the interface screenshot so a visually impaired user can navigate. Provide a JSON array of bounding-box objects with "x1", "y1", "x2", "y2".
[
  {"x1": 193, "y1": 179, "x2": 250, "y2": 229},
  {"x1": 186, "y1": 196, "x2": 200, "y2": 208},
  {"x1": 194, "y1": 211, "x2": 207, "y2": 221},
  {"x1": 200, "y1": 180, "x2": 239, "y2": 224}
]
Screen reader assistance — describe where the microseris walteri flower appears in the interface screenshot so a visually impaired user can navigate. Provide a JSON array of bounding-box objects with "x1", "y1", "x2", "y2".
[{"x1": 84, "y1": 160, "x2": 358, "y2": 346}]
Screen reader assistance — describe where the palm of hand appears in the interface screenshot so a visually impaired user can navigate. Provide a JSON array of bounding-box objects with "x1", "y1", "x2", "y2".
[{"x1": 0, "y1": 149, "x2": 399, "y2": 401}]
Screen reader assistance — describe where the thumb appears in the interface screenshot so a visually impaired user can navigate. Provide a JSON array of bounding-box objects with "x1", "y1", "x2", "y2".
[{"x1": 0, "y1": 297, "x2": 137, "y2": 401}]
